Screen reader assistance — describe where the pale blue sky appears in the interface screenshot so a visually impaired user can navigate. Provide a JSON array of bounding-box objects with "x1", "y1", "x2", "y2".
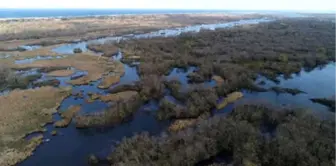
[{"x1": 0, "y1": 0, "x2": 335, "y2": 11}]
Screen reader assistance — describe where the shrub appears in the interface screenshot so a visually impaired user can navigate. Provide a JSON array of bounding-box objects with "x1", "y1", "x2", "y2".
[
  {"x1": 73, "y1": 48, "x2": 83, "y2": 53},
  {"x1": 108, "y1": 104, "x2": 335, "y2": 166},
  {"x1": 0, "y1": 66, "x2": 43, "y2": 90},
  {"x1": 310, "y1": 98, "x2": 335, "y2": 111},
  {"x1": 75, "y1": 94, "x2": 143, "y2": 128},
  {"x1": 33, "y1": 79, "x2": 60, "y2": 88},
  {"x1": 0, "y1": 65, "x2": 12, "y2": 90},
  {"x1": 114, "y1": 19, "x2": 334, "y2": 97},
  {"x1": 157, "y1": 86, "x2": 217, "y2": 120},
  {"x1": 157, "y1": 98, "x2": 187, "y2": 120},
  {"x1": 270, "y1": 86, "x2": 306, "y2": 95},
  {"x1": 87, "y1": 43, "x2": 119, "y2": 57},
  {"x1": 164, "y1": 79, "x2": 188, "y2": 101},
  {"x1": 37, "y1": 66, "x2": 70, "y2": 73},
  {"x1": 138, "y1": 74, "x2": 165, "y2": 101}
]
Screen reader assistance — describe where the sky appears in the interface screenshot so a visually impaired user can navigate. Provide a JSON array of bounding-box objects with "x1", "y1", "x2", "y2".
[{"x1": 0, "y1": 0, "x2": 335, "y2": 11}]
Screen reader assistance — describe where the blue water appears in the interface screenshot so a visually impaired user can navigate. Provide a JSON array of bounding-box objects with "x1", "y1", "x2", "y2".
[
  {"x1": 242, "y1": 63, "x2": 336, "y2": 112},
  {"x1": 0, "y1": 9, "x2": 235, "y2": 19},
  {"x1": 15, "y1": 56, "x2": 66, "y2": 64},
  {"x1": 50, "y1": 18, "x2": 271, "y2": 55},
  {"x1": 17, "y1": 62, "x2": 336, "y2": 166},
  {"x1": 12, "y1": 18, "x2": 335, "y2": 166},
  {"x1": 0, "y1": 9, "x2": 324, "y2": 19}
]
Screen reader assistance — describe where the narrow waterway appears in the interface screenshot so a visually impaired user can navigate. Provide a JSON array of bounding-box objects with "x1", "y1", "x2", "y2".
[{"x1": 14, "y1": 18, "x2": 335, "y2": 166}]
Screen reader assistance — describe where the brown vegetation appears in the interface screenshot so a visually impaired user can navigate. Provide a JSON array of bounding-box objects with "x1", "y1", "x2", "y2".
[
  {"x1": 47, "y1": 69, "x2": 75, "y2": 77},
  {"x1": 0, "y1": 86, "x2": 71, "y2": 165},
  {"x1": 98, "y1": 76, "x2": 121, "y2": 89},
  {"x1": 0, "y1": 13, "x2": 267, "y2": 49},
  {"x1": 51, "y1": 130, "x2": 57, "y2": 136},
  {"x1": 0, "y1": 67, "x2": 42, "y2": 90},
  {"x1": 168, "y1": 119, "x2": 197, "y2": 132},
  {"x1": 107, "y1": 104, "x2": 335, "y2": 166},
  {"x1": 73, "y1": 48, "x2": 82, "y2": 53},
  {"x1": 0, "y1": 64, "x2": 12, "y2": 90},
  {"x1": 54, "y1": 105, "x2": 81, "y2": 128},
  {"x1": 211, "y1": 75, "x2": 224, "y2": 85},
  {"x1": 12, "y1": 53, "x2": 124, "y2": 85},
  {"x1": 0, "y1": 134, "x2": 44, "y2": 166},
  {"x1": 33, "y1": 79, "x2": 60, "y2": 87},
  {"x1": 1, "y1": 16, "x2": 334, "y2": 166},
  {"x1": 75, "y1": 94, "x2": 142, "y2": 128},
  {"x1": 37, "y1": 66, "x2": 70, "y2": 73},
  {"x1": 310, "y1": 97, "x2": 335, "y2": 111},
  {"x1": 107, "y1": 75, "x2": 166, "y2": 101},
  {"x1": 270, "y1": 86, "x2": 306, "y2": 95},
  {"x1": 0, "y1": 45, "x2": 61, "y2": 60},
  {"x1": 157, "y1": 87, "x2": 218, "y2": 120},
  {"x1": 98, "y1": 91, "x2": 139, "y2": 102},
  {"x1": 112, "y1": 18, "x2": 334, "y2": 98},
  {"x1": 87, "y1": 43, "x2": 119, "y2": 57},
  {"x1": 216, "y1": 92, "x2": 243, "y2": 109},
  {"x1": 16, "y1": 45, "x2": 60, "y2": 57},
  {"x1": 93, "y1": 19, "x2": 336, "y2": 165}
]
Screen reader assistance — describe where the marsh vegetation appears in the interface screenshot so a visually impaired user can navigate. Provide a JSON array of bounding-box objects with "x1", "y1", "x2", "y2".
[
  {"x1": 103, "y1": 18, "x2": 335, "y2": 99},
  {"x1": 91, "y1": 17, "x2": 335, "y2": 165},
  {"x1": 0, "y1": 87, "x2": 71, "y2": 166},
  {"x1": 0, "y1": 13, "x2": 266, "y2": 50},
  {"x1": 107, "y1": 104, "x2": 335, "y2": 166},
  {"x1": 0, "y1": 15, "x2": 334, "y2": 166}
]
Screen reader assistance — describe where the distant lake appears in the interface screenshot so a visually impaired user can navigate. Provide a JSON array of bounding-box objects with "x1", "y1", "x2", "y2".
[
  {"x1": 0, "y1": 8, "x2": 332, "y2": 19},
  {"x1": 0, "y1": 9, "x2": 238, "y2": 19}
]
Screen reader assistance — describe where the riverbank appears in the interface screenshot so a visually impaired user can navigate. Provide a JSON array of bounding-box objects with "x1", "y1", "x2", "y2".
[
  {"x1": 0, "y1": 15, "x2": 334, "y2": 166},
  {"x1": 0, "y1": 13, "x2": 270, "y2": 50}
]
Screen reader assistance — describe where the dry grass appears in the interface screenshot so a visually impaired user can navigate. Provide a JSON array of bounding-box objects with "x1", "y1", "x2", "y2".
[
  {"x1": 89, "y1": 91, "x2": 139, "y2": 102},
  {"x1": 75, "y1": 93, "x2": 142, "y2": 128},
  {"x1": 47, "y1": 69, "x2": 75, "y2": 77},
  {"x1": 168, "y1": 119, "x2": 197, "y2": 132},
  {"x1": 98, "y1": 76, "x2": 121, "y2": 89},
  {"x1": 87, "y1": 43, "x2": 119, "y2": 57},
  {"x1": 0, "y1": 45, "x2": 62, "y2": 61},
  {"x1": 99, "y1": 91, "x2": 139, "y2": 102},
  {"x1": 0, "y1": 134, "x2": 44, "y2": 166},
  {"x1": 89, "y1": 93, "x2": 101, "y2": 100},
  {"x1": 115, "y1": 19, "x2": 334, "y2": 98},
  {"x1": 211, "y1": 75, "x2": 224, "y2": 85},
  {"x1": 13, "y1": 54, "x2": 125, "y2": 85},
  {"x1": 0, "y1": 86, "x2": 71, "y2": 166},
  {"x1": 17, "y1": 45, "x2": 60, "y2": 58},
  {"x1": 85, "y1": 98, "x2": 95, "y2": 103},
  {"x1": 0, "y1": 13, "x2": 266, "y2": 49},
  {"x1": 216, "y1": 92, "x2": 244, "y2": 109},
  {"x1": 54, "y1": 105, "x2": 81, "y2": 128},
  {"x1": 0, "y1": 64, "x2": 12, "y2": 90}
]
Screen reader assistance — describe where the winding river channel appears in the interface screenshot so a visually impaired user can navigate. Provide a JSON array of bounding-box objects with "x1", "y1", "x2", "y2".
[{"x1": 7, "y1": 17, "x2": 334, "y2": 166}]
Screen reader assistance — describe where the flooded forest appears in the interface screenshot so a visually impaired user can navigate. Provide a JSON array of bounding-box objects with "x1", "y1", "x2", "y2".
[{"x1": 0, "y1": 13, "x2": 335, "y2": 166}]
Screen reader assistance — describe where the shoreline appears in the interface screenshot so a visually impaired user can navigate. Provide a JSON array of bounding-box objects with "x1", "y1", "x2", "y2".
[
  {"x1": 0, "y1": 13, "x2": 271, "y2": 49},
  {"x1": 0, "y1": 11, "x2": 240, "y2": 21},
  {"x1": 0, "y1": 16, "x2": 334, "y2": 166},
  {"x1": 0, "y1": 9, "x2": 334, "y2": 21}
]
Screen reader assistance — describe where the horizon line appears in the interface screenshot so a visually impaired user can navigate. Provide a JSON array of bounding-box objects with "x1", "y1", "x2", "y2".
[{"x1": 0, "y1": 8, "x2": 335, "y2": 12}]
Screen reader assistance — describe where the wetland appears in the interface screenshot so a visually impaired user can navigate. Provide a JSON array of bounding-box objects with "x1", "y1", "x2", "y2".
[{"x1": 0, "y1": 12, "x2": 335, "y2": 166}]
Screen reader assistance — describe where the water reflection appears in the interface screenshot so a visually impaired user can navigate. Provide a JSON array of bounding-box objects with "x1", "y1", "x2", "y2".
[
  {"x1": 20, "y1": 45, "x2": 42, "y2": 51},
  {"x1": 165, "y1": 66, "x2": 216, "y2": 90},
  {"x1": 52, "y1": 18, "x2": 272, "y2": 54},
  {"x1": 18, "y1": 61, "x2": 336, "y2": 166},
  {"x1": 15, "y1": 56, "x2": 66, "y2": 64},
  {"x1": 17, "y1": 18, "x2": 336, "y2": 166},
  {"x1": 243, "y1": 63, "x2": 335, "y2": 111},
  {"x1": 0, "y1": 53, "x2": 12, "y2": 59}
]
